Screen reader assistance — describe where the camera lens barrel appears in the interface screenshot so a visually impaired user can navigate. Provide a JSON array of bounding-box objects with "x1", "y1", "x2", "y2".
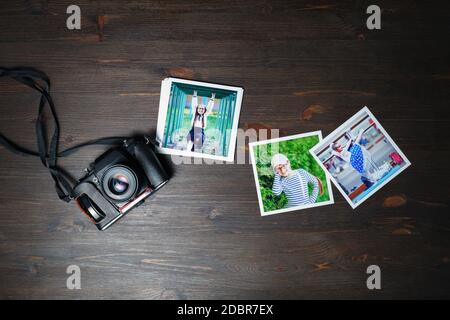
[
  {"x1": 133, "y1": 141, "x2": 169, "y2": 190},
  {"x1": 102, "y1": 165, "x2": 138, "y2": 202}
]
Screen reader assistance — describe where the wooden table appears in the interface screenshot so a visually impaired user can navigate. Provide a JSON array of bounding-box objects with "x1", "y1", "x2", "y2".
[{"x1": 0, "y1": 0, "x2": 449, "y2": 299}]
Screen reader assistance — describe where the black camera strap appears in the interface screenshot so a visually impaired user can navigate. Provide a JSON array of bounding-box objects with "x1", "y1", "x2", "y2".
[{"x1": 0, "y1": 67, "x2": 129, "y2": 202}]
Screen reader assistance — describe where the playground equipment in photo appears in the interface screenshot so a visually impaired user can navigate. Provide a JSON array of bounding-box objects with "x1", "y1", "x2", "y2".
[{"x1": 163, "y1": 82, "x2": 237, "y2": 157}]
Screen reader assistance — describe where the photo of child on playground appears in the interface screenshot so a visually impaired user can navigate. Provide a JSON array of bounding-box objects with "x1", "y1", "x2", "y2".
[
  {"x1": 156, "y1": 78, "x2": 243, "y2": 161},
  {"x1": 249, "y1": 132, "x2": 334, "y2": 216},
  {"x1": 310, "y1": 107, "x2": 411, "y2": 209}
]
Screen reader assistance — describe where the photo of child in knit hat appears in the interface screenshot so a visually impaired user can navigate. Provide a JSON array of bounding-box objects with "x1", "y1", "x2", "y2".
[
  {"x1": 249, "y1": 131, "x2": 334, "y2": 216},
  {"x1": 310, "y1": 107, "x2": 411, "y2": 209},
  {"x1": 271, "y1": 153, "x2": 320, "y2": 208}
]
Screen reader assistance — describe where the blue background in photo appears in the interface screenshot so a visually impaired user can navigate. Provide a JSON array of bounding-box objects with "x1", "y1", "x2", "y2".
[{"x1": 352, "y1": 165, "x2": 402, "y2": 204}]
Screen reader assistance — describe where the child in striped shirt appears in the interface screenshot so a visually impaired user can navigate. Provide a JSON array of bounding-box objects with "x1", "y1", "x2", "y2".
[{"x1": 271, "y1": 154, "x2": 320, "y2": 208}]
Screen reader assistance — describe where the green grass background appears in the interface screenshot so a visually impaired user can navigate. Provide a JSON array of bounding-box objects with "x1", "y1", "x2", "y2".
[{"x1": 253, "y1": 135, "x2": 330, "y2": 212}]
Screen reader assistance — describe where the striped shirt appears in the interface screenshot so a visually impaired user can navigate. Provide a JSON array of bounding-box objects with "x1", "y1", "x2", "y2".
[{"x1": 272, "y1": 169, "x2": 319, "y2": 207}]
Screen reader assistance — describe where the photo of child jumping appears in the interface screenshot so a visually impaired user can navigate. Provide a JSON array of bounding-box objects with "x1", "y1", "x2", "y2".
[
  {"x1": 271, "y1": 154, "x2": 320, "y2": 207},
  {"x1": 249, "y1": 132, "x2": 333, "y2": 216},
  {"x1": 330, "y1": 128, "x2": 380, "y2": 188},
  {"x1": 310, "y1": 107, "x2": 411, "y2": 208}
]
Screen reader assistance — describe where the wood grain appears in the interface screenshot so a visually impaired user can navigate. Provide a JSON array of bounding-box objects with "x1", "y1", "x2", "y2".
[{"x1": 0, "y1": 0, "x2": 449, "y2": 299}]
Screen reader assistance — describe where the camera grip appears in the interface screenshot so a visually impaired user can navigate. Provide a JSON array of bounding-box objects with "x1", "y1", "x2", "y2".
[
  {"x1": 133, "y1": 142, "x2": 169, "y2": 190},
  {"x1": 74, "y1": 181, "x2": 121, "y2": 230}
]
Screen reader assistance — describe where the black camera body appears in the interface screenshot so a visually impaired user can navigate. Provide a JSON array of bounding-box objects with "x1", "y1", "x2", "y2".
[{"x1": 74, "y1": 136, "x2": 169, "y2": 230}]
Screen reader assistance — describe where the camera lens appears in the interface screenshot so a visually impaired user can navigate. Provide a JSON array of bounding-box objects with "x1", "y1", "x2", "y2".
[
  {"x1": 109, "y1": 174, "x2": 130, "y2": 195},
  {"x1": 102, "y1": 166, "x2": 138, "y2": 202}
]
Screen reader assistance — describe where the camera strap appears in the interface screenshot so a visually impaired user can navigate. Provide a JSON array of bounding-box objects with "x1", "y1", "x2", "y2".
[{"x1": 0, "y1": 67, "x2": 129, "y2": 202}]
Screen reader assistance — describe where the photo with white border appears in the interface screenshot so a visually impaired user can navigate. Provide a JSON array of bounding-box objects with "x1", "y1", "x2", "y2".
[
  {"x1": 156, "y1": 78, "x2": 244, "y2": 162},
  {"x1": 309, "y1": 106, "x2": 411, "y2": 209},
  {"x1": 249, "y1": 131, "x2": 334, "y2": 216}
]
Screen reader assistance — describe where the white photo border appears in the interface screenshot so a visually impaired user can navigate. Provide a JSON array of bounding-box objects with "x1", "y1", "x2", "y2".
[
  {"x1": 156, "y1": 77, "x2": 244, "y2": 162},
  {"x1": 309, "y1": 106, "x2": 411, "y2": 209},
  {"x1": 249, "y1": 131, "x2": 335, "y2": 216}
]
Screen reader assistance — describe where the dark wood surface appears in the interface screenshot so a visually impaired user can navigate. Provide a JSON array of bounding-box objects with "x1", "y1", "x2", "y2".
[{"x1": 0, "y1": 0, "x2": 449, "y2": 299}]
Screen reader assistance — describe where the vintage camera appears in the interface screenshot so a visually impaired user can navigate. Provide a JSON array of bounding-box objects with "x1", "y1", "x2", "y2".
[{"x1": 74, "y1": 136, "x2": 169, "y2": 230}]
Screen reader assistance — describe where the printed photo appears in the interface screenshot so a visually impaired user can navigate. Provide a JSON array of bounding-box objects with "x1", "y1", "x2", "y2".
[
  {"x1": 156, "y1": 78, "x2": 244, "y2": 162},
  {"x1": 249, "y1": 131, "x2": 334, "y2": 216},
  {"x1": 310, "y1": 107, "x2": 411, "y2": 209}
]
